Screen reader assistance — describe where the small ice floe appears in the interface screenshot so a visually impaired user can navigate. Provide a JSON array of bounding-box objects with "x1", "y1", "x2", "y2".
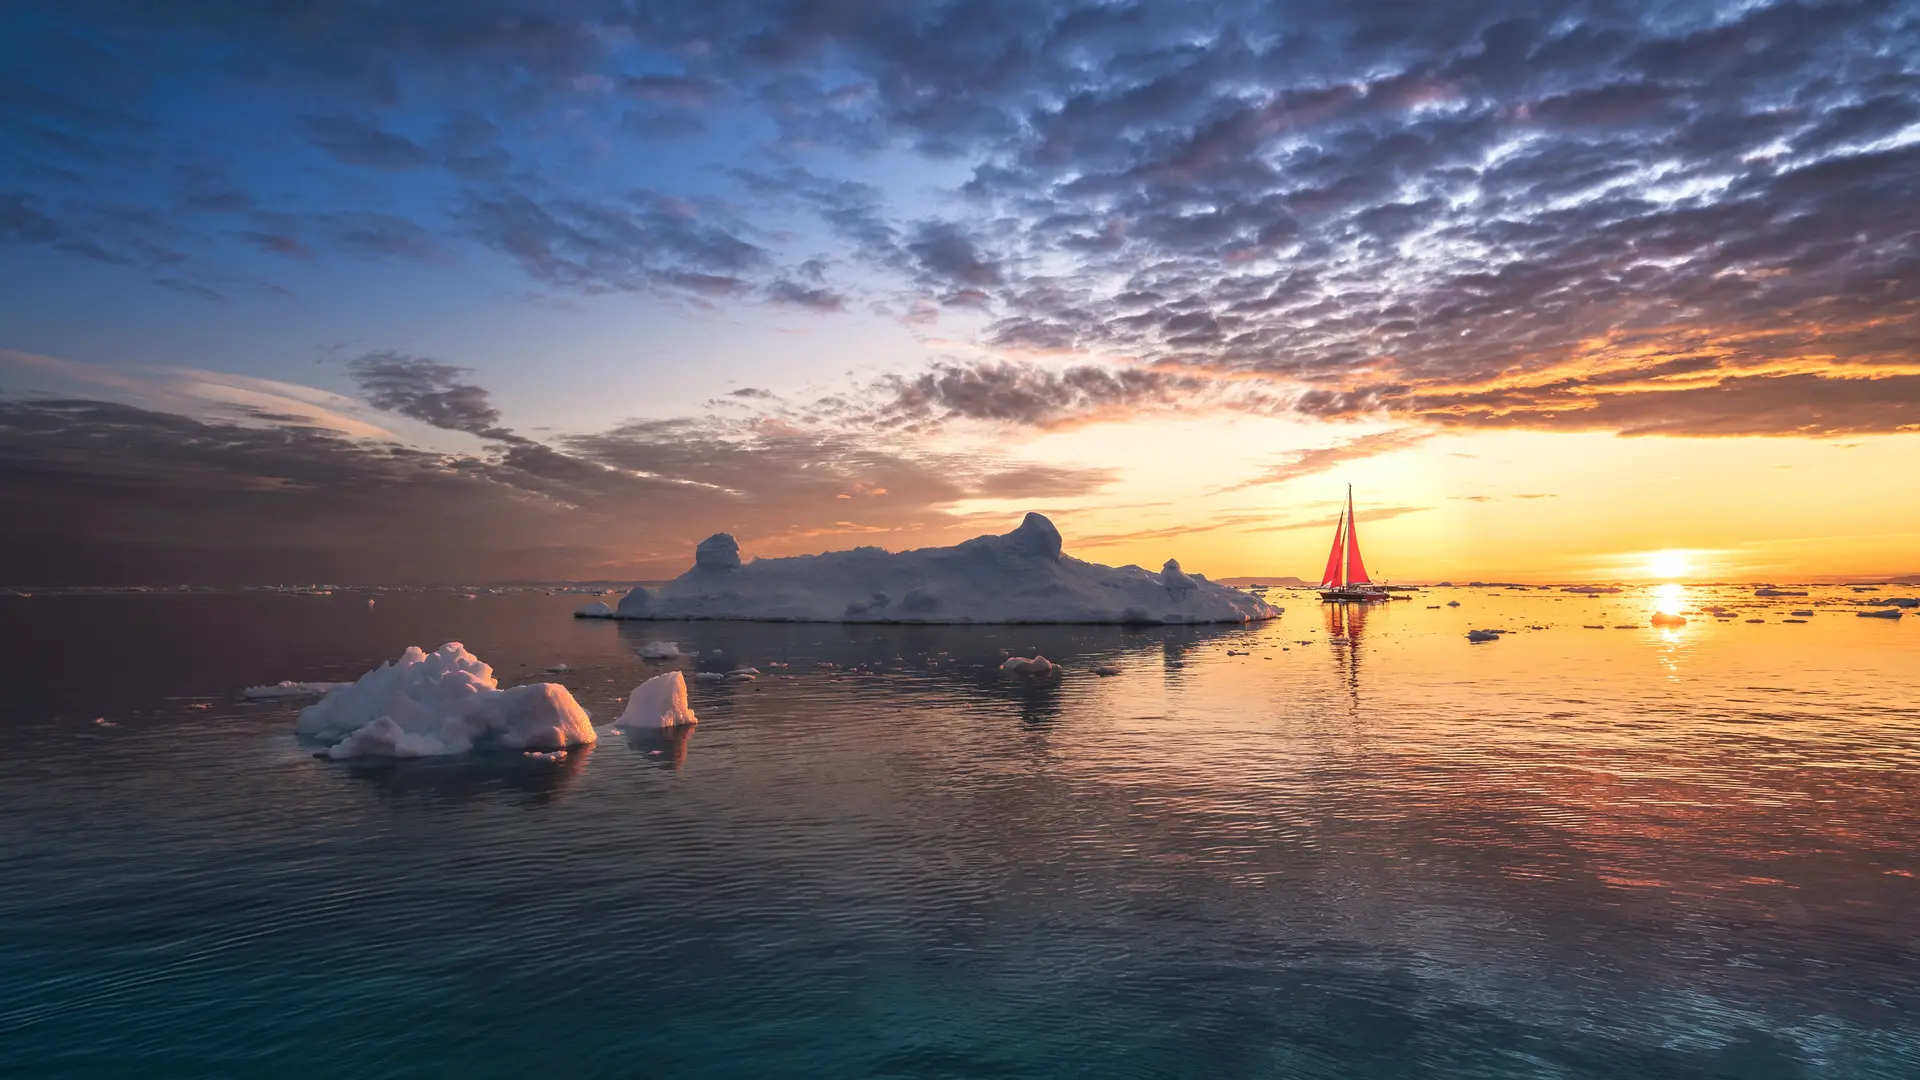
[
  {"x1": 1426, "y1": 605, "x2": 1442, "y2": 609},
  {"x1": 244, "y1": 680, "x2": 352, "y2": 699},
  {"x1": 573, "y1": 601, "x2": 614, "y2": 618},
  {"x1": 1092, "y1": 665, "x2": 1121, "y2": 676},
  {"x1": 726, "y1": 672, "x2": 757, "y2": 683},
  {"x1": 1745, "y1": 618, "x2": 1765, "y2": 624},
  {"x1": 815, "y1": 662, "x2": 837, "y2": 669},
  {"x1": 1754, "y1": 588, "x2": 1808, "y2": 597},
  {"x1": 93, "y1": 717, "x2": 116, "y2": 727},
  {"x1": 1226, "y1": 649, "x2": 1249, "y2": 656},
  {"x1": 1888, "y1": 597, "x2": 1920, "y2": 608},
  {"x1": 727, "y1": 667, "x2": 761, "y2": 677},
  {"x1": 1000, "y1": 655, "x2": 1055, "y2": 674},
  {"x1": 1614, "y1": 624, "x2": 1639, "y2": 629},
  {"x1": 708, "y1": 649, "x2": 723, "y2": 656},
  {"x1": 524, "y1": 750, "x2": 568, "y2": 762},
  {"x1": 1583, "y1": 625, "x2": 1605, "y2": 629},
  {"x1": 637, "y1": 641, "x2": 682, "y2": 660},
  {"x1": 1466, "y1": 630, "x2": 1501, "y2": 643},
  {"x1": 1447, "y1": 600, "x2": 1461, "y2": 607},
  {"x1": 1790, "y1": 609, "x2": 1815, "y2": 617},
  {"x1": 693, "y1": 671, "x2": 726, "y2": 682},
  {"x1": 1649, "y1": 612, "x2": 1687, "y2": 627},
  {"x1": 1858, "y1": 608, "x2": 1903, "y2": 619},
  {"x1": 612, "y1": 671, "x2": 696, "y2": 730},
  {"x1": 545, "y1": 663, "x2": 573, "y2": 673},
  {"x1": 1783, "y1": 618, "x2": 1808, "y2": 623},
  {"x1": 295, "y1": 643, "x2": 595, "y2": 760}
]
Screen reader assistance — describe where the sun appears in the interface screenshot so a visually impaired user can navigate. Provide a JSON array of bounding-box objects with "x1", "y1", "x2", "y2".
[{"x1": 1645, "y1": 550, "x2": 1692, "y2": 580}]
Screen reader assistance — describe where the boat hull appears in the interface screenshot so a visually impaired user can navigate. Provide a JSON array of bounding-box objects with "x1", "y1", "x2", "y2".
[{"x1": 1319, "y1": 588, "x2": 1392, "y2": 603}]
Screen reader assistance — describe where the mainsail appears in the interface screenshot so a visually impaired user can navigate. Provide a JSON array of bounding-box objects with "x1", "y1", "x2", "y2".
[
  {"x1": 1319, "y1": 485, "x2": 1373, "y2": 589},
  {"x1": 1343, "y1": 486, "x2": 1371, "y2": 585}
]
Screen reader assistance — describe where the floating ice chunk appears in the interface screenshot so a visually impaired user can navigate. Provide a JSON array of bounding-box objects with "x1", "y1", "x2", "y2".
[
  {"x1": 244, "y1": 680, "x2": 352, "y2": 699},
  {"x1": 545, "y1": 663, "x2": 572, "y2": 673},
  {"x1": 574, "y1": 601, "x2": 614, "y2": 618},
  {"x1": 1790, "y1": 609, "x2": 1814, "y2": 617},
  {"x1": 1858, "y1": 608, "x2": 1903, "y2": 619},
  {"x1": 524, "y1": 750, "x2": 568, "y2": 761},
  {"x1": 1446, "y1": 600, "x2": 1461, "y2": 607},
  {"x1": 693, "y1": 671, "x2": 725, "y2": 682},
  {"x1": 614, "y1": 671, "x2": 697, "y2": 730},
  {"x1": 296, "y1": 643, "x2": 595, "y2": 760},
  {"x1": 727, "y1": 667, "x2": 761, "y2": 677},
  {"x1": 1092, "y1": 665, "x2": 1120, "y2": 676},
  {"x1": 1000, "y1": 655, "x2": 1055, "y2": 674},
  {"x1": 636, "y1": 640, "x2": 683, "y2": 659},
  {"x1": 1649, "y1": 612, "x2": 1687, "y2": 627},
  {"x1": 1888, "y1": 597, "x2": 1920, "y2": 608},
  {"x1": 1466, "y1": 630, "x2": 1500, "y2": 642}
]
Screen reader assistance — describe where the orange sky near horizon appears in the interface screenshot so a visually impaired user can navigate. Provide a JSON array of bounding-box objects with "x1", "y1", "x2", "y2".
[{"x1": 934, "y1": 420, "x2": 1920, "y2": 585}]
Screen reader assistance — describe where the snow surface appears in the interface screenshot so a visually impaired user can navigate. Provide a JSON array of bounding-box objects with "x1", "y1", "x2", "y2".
[
  {"x1": 244, "y1": 680, "x2": 351, "y2": 699},
  {"x1": 296, "y1": 642, "x2": 596, "y2": 760},
  {"x1": 615, "y1": 671, "x2": 697, "y2": 730},
  {"x1": 608, "y1": 513, "x2": 1278, "y2": 625}
]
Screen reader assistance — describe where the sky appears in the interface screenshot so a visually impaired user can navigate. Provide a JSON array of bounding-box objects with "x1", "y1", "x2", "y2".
[{"x1": 1, "y1": 0, "x2": 1917, "y2": 585}]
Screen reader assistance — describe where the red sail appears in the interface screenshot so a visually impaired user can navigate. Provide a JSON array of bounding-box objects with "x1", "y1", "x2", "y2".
[
  {"x1": 1343, "y1": 488, "x2": 1372, "y2": 585},
  {"x1": 1319, "y1": 508, "x2": 1346, "y2": 588}
]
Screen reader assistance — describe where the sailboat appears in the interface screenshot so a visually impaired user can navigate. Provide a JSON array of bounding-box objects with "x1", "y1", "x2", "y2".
[{"x1": 1318, "y1": 485, "x2": 1392, "y2": 603}]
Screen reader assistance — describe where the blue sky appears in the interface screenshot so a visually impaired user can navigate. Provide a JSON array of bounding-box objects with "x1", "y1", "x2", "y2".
[{"x1": 3, "y1": 0, "x2": 1918, "y2": 582}]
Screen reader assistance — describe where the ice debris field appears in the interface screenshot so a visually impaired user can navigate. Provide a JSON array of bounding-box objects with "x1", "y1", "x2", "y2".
[{"x1": 577, "y1": 512, "x2": 1278, "y2": 625}]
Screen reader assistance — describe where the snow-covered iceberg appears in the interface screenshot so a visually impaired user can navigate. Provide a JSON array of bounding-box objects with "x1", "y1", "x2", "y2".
[
  {"x1": 296, "y1": 642, "x2": 596, "y2": 760},
  {"x1": 614, "y1": 671, "x2": 697, "y2": 730},
  {"x1": 606, "y1": 513, "x2": 1278, "y2": 625}
]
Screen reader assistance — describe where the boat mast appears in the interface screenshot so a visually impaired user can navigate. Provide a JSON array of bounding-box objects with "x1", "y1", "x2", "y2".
[{"x1": 1342, "y1": 484, "x2": 1353, "y2": 589}]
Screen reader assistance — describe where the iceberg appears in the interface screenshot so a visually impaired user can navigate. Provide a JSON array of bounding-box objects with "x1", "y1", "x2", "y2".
[
  {"x1": 604, "y1": 513, "x2": 1277, "y2": 625},
  {"x1": 296, "y1": 643, "x2": 596, "y2": 760},
  {"x1": 615, "y1": 671, "x2": 697, "y2": 730},
  {"x1": 574, "y1": 600, "x2": 614, "y2": 618}
]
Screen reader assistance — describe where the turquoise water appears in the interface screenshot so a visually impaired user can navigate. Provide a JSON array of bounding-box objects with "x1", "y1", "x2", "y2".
[{"x1": 1, "y1": 589, "x2": 1916, "y2": 1077}]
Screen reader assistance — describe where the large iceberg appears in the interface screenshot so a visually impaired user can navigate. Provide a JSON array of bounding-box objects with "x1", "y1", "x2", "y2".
[
  {"x1": 296, "y1": 642, "x2": 597, "y2": 759},
  {"x1": 602, "y1": 512, "x2": 1278, "y2": 624}
]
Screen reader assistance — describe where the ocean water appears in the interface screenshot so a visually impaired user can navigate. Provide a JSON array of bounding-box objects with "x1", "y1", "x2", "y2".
[{"x1": 1, "y1": 586, "x2": 1916, "y2": 1078}]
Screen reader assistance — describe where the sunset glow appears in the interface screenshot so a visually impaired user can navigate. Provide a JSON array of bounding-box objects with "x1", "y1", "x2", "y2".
[{"x1": 0, "y1": 1, "x2": 1915, "y2": 586}]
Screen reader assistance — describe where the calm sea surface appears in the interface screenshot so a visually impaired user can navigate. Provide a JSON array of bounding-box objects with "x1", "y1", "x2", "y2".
[{"x1": 1, "y1": 587, "x2": 1916, "y2": 1078}]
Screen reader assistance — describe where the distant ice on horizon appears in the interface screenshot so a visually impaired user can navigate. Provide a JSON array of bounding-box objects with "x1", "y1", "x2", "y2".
[
  {"x1": 581, "y1": 513, "x2": 1278, "y2": 625},
  {"x1": 295, "y1": 642, "x2": 595, "y2": 760}
]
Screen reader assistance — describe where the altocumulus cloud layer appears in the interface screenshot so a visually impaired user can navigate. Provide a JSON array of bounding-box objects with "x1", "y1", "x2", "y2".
[{"x1": 2, "y1": 0, "x2": 1919, "y2": 579}]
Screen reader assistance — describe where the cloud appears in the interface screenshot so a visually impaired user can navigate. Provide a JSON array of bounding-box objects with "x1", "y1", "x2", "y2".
[
  {"x1": 347, "y1": 351, "x2": 520, "y2": 441},
  {"x1": 301, "y1": 115, "x2": 432, "y2": 170},
  {"x1": 0, "y1": 348, "x2": 396, "y2": 439},
  {"x1": 0, "y1": 352, "x2": 1122, "y2": 582},
  {"x1": 869, "y1": 358, "x2": 1273, "y2": 429},
  {"x1": 4, "y1": 0, "x2": 1920, "y2": 439},
  {"x1": 1228, "y1": 430, "x2": 1433, "y2": 490}
]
